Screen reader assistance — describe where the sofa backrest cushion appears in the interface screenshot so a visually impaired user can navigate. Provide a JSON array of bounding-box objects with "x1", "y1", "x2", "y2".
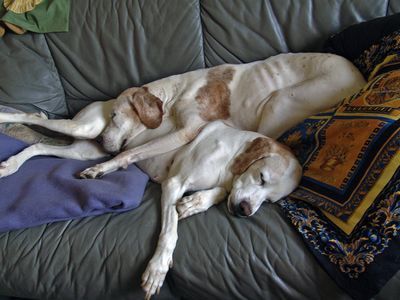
[{"x1": 1, "y1": 0, "x2": 400, "y2": 117}]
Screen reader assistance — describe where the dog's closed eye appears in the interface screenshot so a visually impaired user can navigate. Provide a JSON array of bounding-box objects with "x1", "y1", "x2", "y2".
[{"x1": 260, "y1": 173, "x2": 265, "y2": 185}]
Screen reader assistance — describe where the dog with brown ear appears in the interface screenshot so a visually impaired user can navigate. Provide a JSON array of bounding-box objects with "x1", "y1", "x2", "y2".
[{"x1": 139, "y1": 120, "x2": 302, "y2": 298}]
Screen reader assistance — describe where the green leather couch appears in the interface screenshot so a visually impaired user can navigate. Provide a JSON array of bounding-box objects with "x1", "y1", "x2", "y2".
[{"x1": 0, "y1": 1, "x2": 399, "y2": 299}]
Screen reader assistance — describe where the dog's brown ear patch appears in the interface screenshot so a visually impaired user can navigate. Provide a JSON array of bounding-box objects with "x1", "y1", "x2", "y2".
[
  {"x1": 231, "y1": 137, "x2": 271, "y2": 175},
  {"x1": 129, "y1": 87, "x2": 163, "y2": 129}
]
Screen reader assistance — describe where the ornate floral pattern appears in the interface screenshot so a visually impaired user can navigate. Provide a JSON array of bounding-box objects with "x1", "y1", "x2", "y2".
[
  {"x1": 354, "y1": 29, "x2": 400, "y2": 80},
  {"x1": 280, "y1": 173, "x2": 399, "y2": 279}
]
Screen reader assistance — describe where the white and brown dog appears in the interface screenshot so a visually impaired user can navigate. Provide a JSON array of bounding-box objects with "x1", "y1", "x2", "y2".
[
  {"x1": 138, "y1": 120, "x2": 302, "y2": 298},
  {"x1": 0, "y1": 53, "x2": 365, "y2": 299}
]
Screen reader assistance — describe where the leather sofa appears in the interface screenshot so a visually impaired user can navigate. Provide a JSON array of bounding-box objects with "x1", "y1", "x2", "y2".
[{"x1": 0, "y1": 1, "x2": 399, "y2": 299}]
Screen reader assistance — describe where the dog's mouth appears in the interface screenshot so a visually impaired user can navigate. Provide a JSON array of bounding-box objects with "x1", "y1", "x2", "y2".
[{"x1": 121, "y1": 138, "x2": 128, "y2": 150}]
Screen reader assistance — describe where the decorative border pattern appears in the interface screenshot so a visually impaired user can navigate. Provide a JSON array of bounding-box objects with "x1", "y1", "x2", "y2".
[{"x1": 279, "y1": 171, "x2": 400, "y2": 279}]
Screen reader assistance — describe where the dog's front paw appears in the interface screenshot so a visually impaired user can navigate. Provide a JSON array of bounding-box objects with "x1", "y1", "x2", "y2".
[
  {"x1": 0, "y1": 158, "x2": 19, "y2": 178},
  {"x1": 79, "y1": 165, "x2": 105, "y2": 179},
  {"x1": 141, "y1": 258, "x2": 171, "y2": 300},
  {"x1": 177, "y1": 194, "x2": 205, "y2": 220}
]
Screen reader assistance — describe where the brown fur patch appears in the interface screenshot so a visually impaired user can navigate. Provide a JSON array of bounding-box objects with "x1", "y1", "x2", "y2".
[
  {"x1": 196, "y1": 66, "x2": 235, "y2": 121},
  {"x1": 231, "y1": 137, "x2": 271, "y2": 175},
  {"x1": 208, "y1": 67, "x2": 235, "y2": 82}
]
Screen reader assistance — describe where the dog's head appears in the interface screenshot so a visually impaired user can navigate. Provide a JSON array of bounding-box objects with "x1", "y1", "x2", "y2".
[
  {"x1": 228, "y1": 137, "x2": 302, "y2": 217},
  {"x1": 100, "y1": 87, "x2": 163, "y2": 154}
]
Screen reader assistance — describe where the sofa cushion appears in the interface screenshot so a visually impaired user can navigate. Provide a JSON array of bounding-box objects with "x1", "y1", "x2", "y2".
[
  {"x1": 0, "y1": 34, "x2": 67, "y2": 118},
  {"x1": 201, "y1": 0, "x2": 389, "y2": 66},
  {"x1": 171, "y1": 200, "x2": 347, "y2": 300},
  {"x1": 0, "y1": 182, "x2": 178, "y2": 300},
  {"x1": 45, "y1": 0, "x2": 205, "y2": 116}
]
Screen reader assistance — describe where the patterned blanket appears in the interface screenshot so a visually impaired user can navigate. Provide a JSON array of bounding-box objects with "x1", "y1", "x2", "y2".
[{"x1": 278, "y1": 32, "x2": 400, "y2": 299}]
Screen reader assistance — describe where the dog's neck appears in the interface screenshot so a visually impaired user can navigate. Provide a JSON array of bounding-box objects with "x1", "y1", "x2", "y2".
[{"x1": 145, "y1": 77, "x2": 184, "y2": 110}]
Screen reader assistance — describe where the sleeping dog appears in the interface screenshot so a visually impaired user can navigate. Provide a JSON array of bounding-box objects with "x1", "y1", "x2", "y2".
[
  {"x1": 0, "y1": 53, "x2": 364, "y2": 179},
  {"x1": 137, "y1": 120, "x2": 302, "y2": 298}
]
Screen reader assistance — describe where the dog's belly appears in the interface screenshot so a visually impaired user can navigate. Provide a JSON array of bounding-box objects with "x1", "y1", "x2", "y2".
[{"x1": 136, "y1": 151, "x2": 176, "y2": 183}]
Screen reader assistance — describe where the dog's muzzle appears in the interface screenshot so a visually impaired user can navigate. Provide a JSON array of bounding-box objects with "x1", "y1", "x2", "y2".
[{"x1": 96, "y1": 134, "x2": 125, "y2": 156}]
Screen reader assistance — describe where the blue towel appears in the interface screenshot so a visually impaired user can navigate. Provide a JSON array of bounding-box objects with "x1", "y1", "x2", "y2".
[{"x1": 0, "y1": 133, "x2": 149, "y2": 232}]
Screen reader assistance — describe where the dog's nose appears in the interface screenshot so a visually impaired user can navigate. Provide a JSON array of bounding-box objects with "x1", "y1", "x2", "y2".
[
  {"x1": 96, "y1": 135, "x2": 103, "y2": 144},
  {"x1": 234, "y1": 200, "x2": 252, "y2": 217}
]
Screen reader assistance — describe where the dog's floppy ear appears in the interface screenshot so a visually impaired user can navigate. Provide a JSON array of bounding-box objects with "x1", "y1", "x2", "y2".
[
  {"x1": 231, "y1": 137, "x2": 272, "y2": 175},
  {"x1": 127, "y1": 87, "x2": 163, "y2": 129}
]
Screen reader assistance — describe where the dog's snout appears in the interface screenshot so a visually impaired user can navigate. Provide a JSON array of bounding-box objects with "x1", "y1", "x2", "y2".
[{"x1": 234, "y1": 200, "x2": 252, "y2": 217}]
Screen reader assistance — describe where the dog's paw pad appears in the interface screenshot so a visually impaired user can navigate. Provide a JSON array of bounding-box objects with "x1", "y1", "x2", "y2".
[{"x1": 79, "y1": 166, "x2": 104, "y2": 179}]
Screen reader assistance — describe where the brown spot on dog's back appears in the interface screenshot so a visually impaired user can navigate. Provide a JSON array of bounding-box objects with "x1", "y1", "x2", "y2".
[
  {"x1": 208, "y1": 67, "x2": 235, "y2": 82},
  {"x1": 196, "y1": 66, "x2": 235, "y2": 121},
  {"x1": 231, "y1": 137, "x2": 272, "y2": 175}
]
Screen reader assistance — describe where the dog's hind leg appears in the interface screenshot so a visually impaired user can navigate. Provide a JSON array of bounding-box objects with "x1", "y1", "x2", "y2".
[
  {"x1": 0, "y1": 100, "x2": 114, "y2": 139},
  {"x1": 257, "y1": 59, "x2": 365, "y2": 139},
  {"x1": 177, "y1": 187, "x2": 227, "y2": 220},
  {"x1": 0, "y1": 140, "x2": 108, "y2": 178}
]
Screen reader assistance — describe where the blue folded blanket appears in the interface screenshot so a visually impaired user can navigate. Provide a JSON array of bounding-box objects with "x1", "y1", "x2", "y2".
[{"x1": 0, "y1": 133, "x2": 149, "y2": 232}]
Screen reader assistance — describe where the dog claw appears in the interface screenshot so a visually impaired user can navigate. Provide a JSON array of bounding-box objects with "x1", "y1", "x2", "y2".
[{"x1": 95, "y1": 172, "x2": 104, "y2": 178}]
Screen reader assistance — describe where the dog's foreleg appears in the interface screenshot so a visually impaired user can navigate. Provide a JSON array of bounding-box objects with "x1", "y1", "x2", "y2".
[
  {"x1": 177, "y1": 187, "x2": 227, "y2": 220},
  {"x1": 80, "y1": 126, "x2": 203, "y2": 179},
  {"x1": 0, "y1": 140, "x2": 108, "y2": 178},
  {"x1": 141, "y1": 177, "x2": 184, "y2": 300}
]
